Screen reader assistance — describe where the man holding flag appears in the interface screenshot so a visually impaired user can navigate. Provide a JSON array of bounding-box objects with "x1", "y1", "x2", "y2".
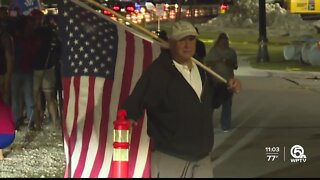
[{"x1": 122, "y1": 20, "x2": 241, "y2": 178}]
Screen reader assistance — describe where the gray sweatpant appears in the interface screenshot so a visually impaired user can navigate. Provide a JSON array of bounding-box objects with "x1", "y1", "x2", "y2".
[{"x1": 151, "y1": 150, "x2": 214, "y2": 178}]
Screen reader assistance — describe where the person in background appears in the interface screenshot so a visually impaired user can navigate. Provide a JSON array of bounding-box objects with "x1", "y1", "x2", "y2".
[
  {"x1": 31, "y1": 10, "x2": 61, "y2": 131},
  {"x1": 0, "y1": 7, "x2": 14, "y2": 104},
  {"x1": 11, "y1": 15, "x2": 37, "y2": 130},
  {"x1": 0, "y1": 6, "x2": 15, "y2": 36},
  {"x1": 0, "y1": 6, "x2": 14, "y2": 160},
  {"x1": 47, "y1": 14, "x2": 63, "y2": 126},
  {"x1": 204, "y1": 32, "x2": 238, "y2": 132},
  {"x1": 0, "y1": 6, "x2": 9, "y2": 33},
  {"x1": 121, "y1": 21, "x2": 241, "y2": 178}
]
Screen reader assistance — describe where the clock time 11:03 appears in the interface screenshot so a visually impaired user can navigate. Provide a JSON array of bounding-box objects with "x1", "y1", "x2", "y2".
[{"x1": 265, "y1": 146, "x2": 280, "y2": 152}]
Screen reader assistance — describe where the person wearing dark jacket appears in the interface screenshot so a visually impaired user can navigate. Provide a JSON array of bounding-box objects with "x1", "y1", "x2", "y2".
[
  {"x1": 121, "y1": 20, "x2": 241, "y2": 178},
  {"x1": 204, "y1": 32, "x2": 238, "y2": 132},
  {"x1": 0, "y1": 19, "x2": 14, "y2": 103},
  {"x1": 0, "y1": 8, "x2": 14, "y2": 160},
  {"x1": 30, "y1": 10, "x2": 61, "y2": 130}
]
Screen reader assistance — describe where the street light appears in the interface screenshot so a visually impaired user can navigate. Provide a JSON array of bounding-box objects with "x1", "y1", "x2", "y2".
[{"x1": 257, "y1": 0, "x2": 270, "y2": 63}]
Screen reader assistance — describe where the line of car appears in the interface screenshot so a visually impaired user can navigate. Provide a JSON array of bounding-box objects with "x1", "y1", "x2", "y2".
[{"x1": 95, "y1": 1, "x2": 233, "y2": 25}]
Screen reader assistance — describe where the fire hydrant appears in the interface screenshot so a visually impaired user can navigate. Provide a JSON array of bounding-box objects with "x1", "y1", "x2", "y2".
[{"x1": 112, "y1": 109, "x2": 130, "y2": 178}]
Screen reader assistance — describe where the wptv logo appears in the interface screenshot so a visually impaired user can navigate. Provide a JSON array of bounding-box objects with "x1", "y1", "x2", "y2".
[{"x1": 290, "y1": 145, "x2": 307, "y2": 163}]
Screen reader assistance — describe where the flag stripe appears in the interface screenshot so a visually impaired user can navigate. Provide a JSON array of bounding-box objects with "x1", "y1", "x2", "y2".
[
  {"x1": 71, "y1": 77, "x2": 89, "y2": 177},
  {"x1": 89, "y1": 79, "x2": 113, "y2": 177},
  {"x1": 67, "y1": 77, "x2": 80, "y2": 177},
  {"x1": 127, "y1": 36, "x2": 144, "y2": 178},
  {"x1": 74, "y1": 76, "x2": 95, "y2": 177},
  {"x1": 129, "y1": 34, "x2": 144, "y2": 93},
  {"x1": 130, "y1": 115, "x2": 145, "y2": 177},
  {"x1": 108, "y1": 29, "x2": 135, "y2": 177},
  {"x1": 62, "y1": 77, "x2": 71, "y2": 178},
  {"x1": 143, "y1": 40, "x2": 154, "y2": 72},
  {"x1": 130, "y1": 40, "x2": 153, "y2": 178},
  {"x1": 118, "y1": 31, "x2": 135, "y2": 107},
  {"x1": 69, "y1": 77, "x2": 80, "y2": 160},
  {"x1": 81, "y1": 77, "x2": 103, "y2": 177},
  {"x1": 134, "y1": 40, "x2": 155, "y2": 177},
  {"x1": 101, "y1": 26, "x2": 127, "y2": 178},
  {"x1": 141, "y1": 114, "x2": 151, "y2": 177},
  {"x1": 142, "y1": 150, "x2": 151, "y2": 177}
]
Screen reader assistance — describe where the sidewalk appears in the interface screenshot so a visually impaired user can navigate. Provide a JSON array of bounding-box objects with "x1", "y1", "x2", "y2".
[
  {"x1": 235, "y1": 56, "x2": 320, "y2": 79},
  {"x1": 235, "y1": 56, "x2": 320, "y2": 90}
]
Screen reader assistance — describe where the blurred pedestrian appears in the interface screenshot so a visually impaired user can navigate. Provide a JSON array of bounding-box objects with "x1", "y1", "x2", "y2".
[
  {"x1": 0, "y1": 6, "x2": 9, "y2": 32},
  {"x1": 0, "y1": 6, "x2": 14, "y2": 103},
  {"x1": 0, "y1": 16, "x2": 14, "y2": 159},
  {"x1": 31, "y1": 10, "x2": 61, "y2": 130},
  {"x1": 204, "y1": 32, "x2": 238, "y2": 132},
  {"x1": 122, "y1": 21, "x2": 241, "y2": 177},
  {"x1": 0, "y1": 6, "x2": 15, "y2": 36},
  {"x1": 0, "y1": 91, "x2": 15, "y2": 161},
  {"x1": 11, "y1": 15, "x2": 37, "y2": 130}
]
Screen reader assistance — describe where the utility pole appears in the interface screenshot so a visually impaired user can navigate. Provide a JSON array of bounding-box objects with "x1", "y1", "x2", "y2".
[{"x1": 257, "y1": 0, "x2": 269, "y2": 63}]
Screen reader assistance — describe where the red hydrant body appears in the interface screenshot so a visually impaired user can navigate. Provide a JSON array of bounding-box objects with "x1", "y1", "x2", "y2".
[{"x1": 112, "y1": 109, "x2": 130, "y2": 178}]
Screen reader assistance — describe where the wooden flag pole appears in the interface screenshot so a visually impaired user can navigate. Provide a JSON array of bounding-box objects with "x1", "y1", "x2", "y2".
[
  {"x1": 191, "y1": 57, "x2": 227, "y2": 83},
  {"x1": 83, "y1": 0, "x2": 227, "y2": 84}
]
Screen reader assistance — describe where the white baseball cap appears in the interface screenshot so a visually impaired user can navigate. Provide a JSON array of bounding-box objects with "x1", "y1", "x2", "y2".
[{"x1": 169, "y1": 21, "x2": 198, "y2": 40}]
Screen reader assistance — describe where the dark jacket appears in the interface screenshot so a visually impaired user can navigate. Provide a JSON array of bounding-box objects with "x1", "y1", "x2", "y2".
[
  {"x1": 0, "y1": 31, "x2": 11, "y2": 75},
  {"x1": 0, "y1": 32, "x2": 6, "y2": 75},
  {"x1": 33, "y1": 26, "x2": 61, "y2": 70},
  {"x1": 122, "y1": 50, "x2": 230, "y2": 161}
]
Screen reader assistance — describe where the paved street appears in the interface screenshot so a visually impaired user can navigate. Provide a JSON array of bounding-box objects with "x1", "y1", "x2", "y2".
[{"x1": 211, "y1": 56, "x2": 320, "y2": 178}]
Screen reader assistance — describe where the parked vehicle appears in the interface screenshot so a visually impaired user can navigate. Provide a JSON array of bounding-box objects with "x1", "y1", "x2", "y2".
[{"x1": 279, "y1": 0, "x2": 320, "y2": 20}]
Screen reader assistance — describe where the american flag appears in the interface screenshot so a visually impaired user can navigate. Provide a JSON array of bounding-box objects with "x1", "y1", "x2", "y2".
[{"x1": 58, "y1": 0, "x2": 161, "y2": 178}]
